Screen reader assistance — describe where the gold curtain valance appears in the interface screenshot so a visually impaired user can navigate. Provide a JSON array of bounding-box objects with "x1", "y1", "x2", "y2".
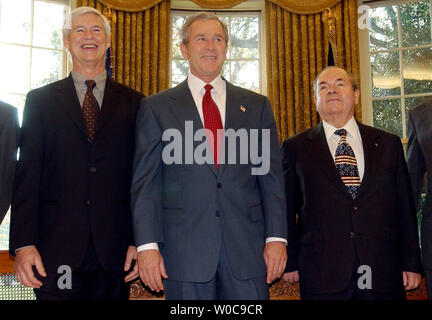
[
  {"x1": 189, "y1": 0, "x2": 247, "y2": 9},
  {"x1": 96, "y1": 0, "x2": 343, "y2": 12},
  {"x1": 267, "y1": 0, "x2": 343, "y2": 14},
  {"x1": 97, "y1": 0, "x2": 163, "y2": 12}
]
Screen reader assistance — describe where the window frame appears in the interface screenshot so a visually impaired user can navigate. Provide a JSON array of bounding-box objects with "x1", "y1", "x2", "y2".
[
  {"x1": 0, "y1": 0, "x2": 70, "y2": 112},
  {"x1": 359, "y1": 0, "x2": 432, "y2": 142}
]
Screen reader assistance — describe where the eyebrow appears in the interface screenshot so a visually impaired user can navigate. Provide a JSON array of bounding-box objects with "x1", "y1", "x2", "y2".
[
  {"x1": 319, "y1": 78, "x2": 346, "y2": 86},
  {"x1": 72, "y1": 24, "x2": 102, "y2": 30},
  {"x1": 193, "y1": 33, "x2": 224, "y2": 38}
]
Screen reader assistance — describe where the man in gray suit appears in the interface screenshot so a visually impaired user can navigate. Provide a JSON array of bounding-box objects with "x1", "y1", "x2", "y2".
[
  {"x1": 0, "y1": 100, "x2": 19, "y2": 224},
  {"x1": 131, "y1": 12, "x2": 287, "y2": 299},
  {"x1": 407, "y1": 100, "x2": 432, "y2": 299}
]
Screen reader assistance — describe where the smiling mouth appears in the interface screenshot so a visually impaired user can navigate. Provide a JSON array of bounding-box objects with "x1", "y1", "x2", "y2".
[
  {"x1": 81, "y1": 44, "x2": 97, "y2": 49},
  {"x1": 201, "y1": 56, "x2": 217, "y2": 59}
]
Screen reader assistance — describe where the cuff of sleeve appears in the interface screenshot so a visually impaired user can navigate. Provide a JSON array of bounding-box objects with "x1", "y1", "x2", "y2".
[
  {"x1": 15, "y1": 245, "x2": 36, "y2": 255},
  {"x1": 266, "y1": 237, "x2": 287, "y2": 245},
  {"x1": 137, "y1": 243, "x2": 159, "y2": 252}
]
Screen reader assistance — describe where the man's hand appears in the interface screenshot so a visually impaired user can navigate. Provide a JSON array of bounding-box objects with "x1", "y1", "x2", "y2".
[
  {"x1": 263, "y1": 241, "x2": 287, "y2": 284},
  {"x1": 136, "y1": 249, "x2": 168, "y2": 292},
  {"x1": 14, "y1": 246, "x2": 46, "y2": 288},
  {"x1": 403, "y1": 271, "x2": 421, "y2": 291},
  {"x1": 124, "y1": 245, "x2": 139, "y2": 282},
  {"x1": 282, "y1": 271, "x2": 299, "y2": 284}
]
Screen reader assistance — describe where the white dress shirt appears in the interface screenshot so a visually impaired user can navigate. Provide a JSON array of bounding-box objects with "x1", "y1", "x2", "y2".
[
  {"x1": 322, "y1": 116, "x2": 365, "y2": 181},
  {"x1": 188, "y1": 72, "x2": 226, "y2": 127},
  {"x1": 137, "y1": 73, "x2": 286, "y2": 252}
]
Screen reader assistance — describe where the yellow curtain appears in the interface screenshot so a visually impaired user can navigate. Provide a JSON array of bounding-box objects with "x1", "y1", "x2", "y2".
[
  {"x1": 76, "y1": 0, "x2": 170, "y2": 96},
  {"x1": 266, "y1": 0, "x2": 360, "y2": 142}
]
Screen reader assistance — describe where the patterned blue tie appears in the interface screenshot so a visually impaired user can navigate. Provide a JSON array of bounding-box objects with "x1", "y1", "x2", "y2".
[{"x1": 334, "y1": 129, "x2": 360, "y2": 199}]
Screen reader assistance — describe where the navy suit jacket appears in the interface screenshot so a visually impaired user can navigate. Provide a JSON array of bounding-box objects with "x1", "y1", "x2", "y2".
[
  {"x1": 407, "y1": 100, "x2": 432, "y2": 269},
  {"x1": 131, "y1": 79, "x2": 287, "y2": 282},
  {"x1": 10, "y1": 75, "x2": 143, "y2": 272},
  {"x1": 0, "y1": 101, "x2": 19, "y2": 224},
  {"x1": 282, "y1": 121, "x2": 421, "y2": 294}
]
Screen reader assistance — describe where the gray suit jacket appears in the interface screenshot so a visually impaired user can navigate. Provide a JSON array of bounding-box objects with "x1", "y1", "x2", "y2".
[
  {"x1": 131, "y1": 80, "x2": 287, "y2": 282},
  {"x1": 0, "y1": 101, "x2": 19, "y2": 224},
  {"x1": 407, "y1": 100, "x2": 432, "y2": 269}
]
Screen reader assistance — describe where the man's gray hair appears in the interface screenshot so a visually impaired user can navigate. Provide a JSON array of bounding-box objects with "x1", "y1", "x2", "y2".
[
  {"x1": 63, "y1": 6, "x2": 111, "y2": 39},
  {"x1": 313, "y1": 66, "x2": 359, "y2": 98},
  {"x1": 180, "y1": 12, "x2": 229, "y2": 45}
]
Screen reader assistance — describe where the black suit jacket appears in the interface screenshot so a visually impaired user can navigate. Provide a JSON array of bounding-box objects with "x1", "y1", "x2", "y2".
[
  {"x1": 407, "y1": 100, "x2": 432, "y2": 269},
  {"x1": 282, "y1": 121, "x2": 421, "y2": 294},
  {"x1": 9, "y1": 75, "x2": 143, "y2": 273},
  {"x1": 0, "y1": 101, "x2": 19, "y2": 224}
]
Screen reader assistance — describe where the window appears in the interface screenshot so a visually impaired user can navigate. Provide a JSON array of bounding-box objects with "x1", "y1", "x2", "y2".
[
  {"x1": 360, "y1": 0, "x2": 432, "y2": 139},
  {"x1": 0, "y1": 0, "x2": 69, "y2": 250},
  {"x1": 171, "y1": 10, "x2": 263, "y2": 93},
  {"x1": 0, "y1": 0, "x2": 69, "y2": 119}
]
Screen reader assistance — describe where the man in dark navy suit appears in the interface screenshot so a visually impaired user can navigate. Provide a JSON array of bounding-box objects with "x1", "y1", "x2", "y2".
[
  {"x1": 407, "y1": 98, "x2": 432, "y2": 299},
  {"x1": 0, "y1": 100, "x2": 18, "y2": 224},
  {"x1": 282, "y1": 66, "x2": 422, "y2": 300}
]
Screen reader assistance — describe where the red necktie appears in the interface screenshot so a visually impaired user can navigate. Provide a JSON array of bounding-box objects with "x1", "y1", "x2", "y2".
[
  {"x1": 83, "y1": 80, "x2": 100, "y2": 142},
  {"x1": 202, "y1": 84, "x2": 223, "y2": 169}
]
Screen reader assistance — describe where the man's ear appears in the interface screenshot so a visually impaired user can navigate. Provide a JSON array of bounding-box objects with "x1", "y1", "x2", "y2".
[
  {"x1": 354, "y1": 88, "x2": 360, "y2": 105},
  {"x1": 63, "y1": 35, "x2": 69, "y2": 50},
  {"x1": 180, "y1": 42, "x2": 188, "y2": 59}
]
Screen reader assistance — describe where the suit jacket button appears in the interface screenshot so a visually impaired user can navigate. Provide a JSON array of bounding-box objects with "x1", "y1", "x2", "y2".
[
  {"x1": 216, "y1": 211, "x2": 220, "y2": 217},
  {"x1": 350, "y1": 232, "x2": 356, "y2": 239},
  {"x1": 86, "y1": 200, "x2": 90, "y2": 205},
  {"x1": 352, "y1": 206, "x2": 358, "y2": 212},
  {"x1": 217, "y1": 183, "x2": 222, "y2": 189},
  {"x1": 90, "y1": 167, "x2": 96, "y2": 173}
]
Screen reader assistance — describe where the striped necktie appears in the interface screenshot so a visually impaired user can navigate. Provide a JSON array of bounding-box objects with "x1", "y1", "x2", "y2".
[{"x1": 334, "y1": 129, "x2": 360, "y2": 199}]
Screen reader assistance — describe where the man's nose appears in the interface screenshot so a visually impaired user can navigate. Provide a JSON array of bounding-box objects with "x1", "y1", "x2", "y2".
[
  {"x1": 327, "y1": 85, "x2": 337, "y2": 94},
  {"x1": 83, "y1": 30, "x2": 93, "y2": 38},
  {"x1": 205, "y1": 39, "x2": 216, "y2": 49}
]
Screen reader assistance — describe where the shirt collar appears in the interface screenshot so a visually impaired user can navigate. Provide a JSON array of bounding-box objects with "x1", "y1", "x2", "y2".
[
  {"x1": 71, "y1": 70, "x2": 107, "y2": 91},
  {"x1": 322, "y1": 116, "x2": 359, "y2": 142},
  {"x1": 187, "y1": 72, "x2": 225, "y2": 96}
]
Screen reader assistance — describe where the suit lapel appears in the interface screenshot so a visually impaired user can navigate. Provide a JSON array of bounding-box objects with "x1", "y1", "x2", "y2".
[
  {"x1": 218, "y1": 82, "x2": 246, "y2": 179},
  {"x1": 306, "y1": 123, "x2": 351, "y2": 198},
  {"x1": 168, "y1": 80, "x2": 203, "y2": 130},
  {"x1": 168, "y1": 80, "x2": 218, "y2": 177},
  {"x1": 223, "y1": 82, "x2": 246, "y2": 132},
  {"x1": 355, "y1": 123, "x2": 383, "y2": 200},
  {"x1": 57, "y1": 75, "x2": 87, "y2": 137},
  {"x1": 95, "y1": 77, "x2": 120, "y2": 135}
]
